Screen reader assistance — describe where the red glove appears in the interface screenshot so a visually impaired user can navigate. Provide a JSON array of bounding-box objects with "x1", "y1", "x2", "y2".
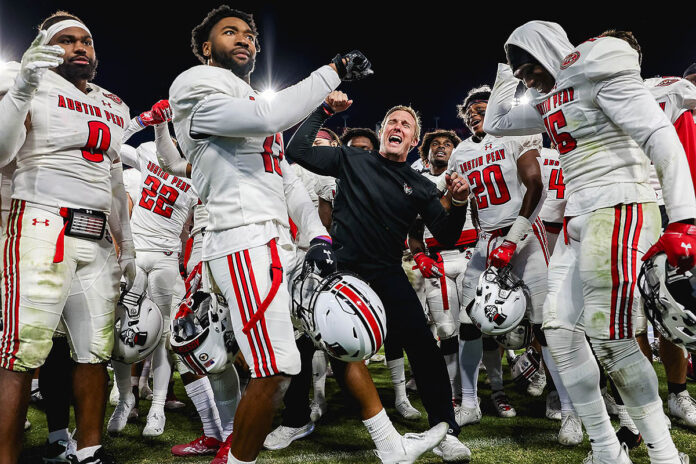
[
  {"x1": 136, "y1": 99, "x2": 172, "y2": 127},
  {"x1": 413, "y1": 252, "x2": 443, "y2": 278},
  {"x1": 489, "y1": 240, "x2": 517, "y2": 268},
  {"x1": 643, "y1": 222, "x2": 696, "y2": 273}
]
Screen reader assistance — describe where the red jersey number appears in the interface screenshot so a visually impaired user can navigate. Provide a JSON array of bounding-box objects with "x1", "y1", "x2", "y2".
[
  {"x1": 139, "y1": 175, "x2": 179, "y2": 218},
  {"x1": 543, "y1": 110, "x2": 577, "y2": 155},
  {"x1": 261, "y1": 133, "x2": 283, "y2": 176},
  {"x1": 549, "y1": 168, "x2": 565, "y2": 199},
  {"x1": 82, "y1": 121, "x2": 111, "y2": 163},
  {"x1": 467, "y1": 164, "x2": 511, "y2": 210}
]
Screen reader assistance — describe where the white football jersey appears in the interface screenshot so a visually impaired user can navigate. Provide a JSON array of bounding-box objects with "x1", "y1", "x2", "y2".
[
  {"x1": 422, "y1": 170, "x2": 476, "y2": 246},
  {"x1": 645, "y1": 77, "x2": 696, "y2": 205},
  {"x1": 169, "y1": 64, "x2": 338, "y2": 258},
  {"x1": 448, "y1": 134, "x2": 542, "y2": 232},
  {"x1": 121, "y1": 142, "x2": 197, "y2": 252},
  {"x1": 315, "y1": 174, "x2": 337, "y2": 204},
  {"x1": 293, "y1": 164, "x2": 319, "y2": 207},
  {"x1": 538, "y1": 147, "x2": 566, "y2": 223},
  {"x1": 0, "y1": 161, "x2": 16, "y2": 228},
  {"x1": 122, "y1": 167, "x2": 141, "y2": 204},
  {"x1": 0, "y1": 63, "x2": 129, "y2": 212}
]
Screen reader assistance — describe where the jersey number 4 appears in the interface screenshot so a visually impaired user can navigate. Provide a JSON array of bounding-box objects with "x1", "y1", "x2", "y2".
[
  {"x1": 543, "y1": 110, "x2": 577, "y2": 155},
  {"x1": 467, "y1": 165, "x2": 511, "y2": 209},
  {"x1": 261, "y1": 133, "x2": 284, "y2": 176},
  {"x1": 549, "y1": 168, "x2": 565, "y2": 199},
  {"x1": 139, "y1": 175, "x2": 179, "y2": 218},
  {"x1": 82, "y1": 121, "x2": 111, "y2": 163}
]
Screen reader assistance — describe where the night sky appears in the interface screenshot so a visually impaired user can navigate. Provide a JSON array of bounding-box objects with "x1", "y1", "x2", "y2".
[{"x1": 2, "y1": 2, "x2": 695, "y2": 160}]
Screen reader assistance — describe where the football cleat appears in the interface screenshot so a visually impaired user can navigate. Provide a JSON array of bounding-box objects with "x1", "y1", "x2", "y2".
[
  {"x1": 211, "y1": 434, "x2": 233, "y2": 464},
  {"x1": 396, "y1": 399, "x2": 422, "y2": 420},
  {"x1": 143, "y1": 408, "x2": 166, "y2": 437},
  {"x1": 668, "y1": 391, "x2": 696, "y2": 429},
  {"x1": 43, "y1": 435, "x2": 77, "y2": 463},
  {"x1": 171, "y1": 435, "x2": 222, "y2": 456},
  {"x1": 558, "y1": 412, "x2": 583, "y2": 446},
  {"x1": 107, "y1": 393, "x2": 136, "y2": 434},
  {"x1": 374, "y1": 422, "x2": 448, "y2": 464},
  {"x1": 263, "y1": 423, "x2": 315, "y2": 450},
  {"x1": 67, "y1": 448, "x2": 114, "y2": 464},
  {"x1": 615, "y1": 426, "x2": 642, "y2": 450},
  {"x1": 491, "y1": 391, "x2": 516, "y2": 418},
  {"x1": 432, "y1": 434, "x2": 471, "y2": 463},
  {"x1": 165, "y1": 399, "x2": 185, "y2": 410},
  {"x1": 582, "y1": 443, "x2": 632, "y2": 464},
  {"x1": 679, "y1": 452, "x2": 690, "y2": 464},
  {"x1": 526, "y1": 368, "x2": 546, "y2": 397},
  {"x1": 545, "y1": 390, "x2": 561, "y2": 420},
  {"x1": 405, "y1": 377, "x2": 418, "y2": 392},
  {"x1": 454, "y1": 404, "x2": 481, "y2": 427}
]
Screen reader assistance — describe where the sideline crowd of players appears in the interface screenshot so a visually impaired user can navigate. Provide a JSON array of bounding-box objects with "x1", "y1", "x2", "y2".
[{"x1": 0, "y1": 5, "x2": 695, "y2": 464}]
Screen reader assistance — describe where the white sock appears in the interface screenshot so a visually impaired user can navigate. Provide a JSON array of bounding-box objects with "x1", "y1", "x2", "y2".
[
  {"x1": 210, "y1": 368, "x2": 241, "y2": 440},
  {"x1": 139, "y1": 357, "x2": 152, "y2": 390},
  {"x1": 312, "y1": 350, "x2": 327, "y2": 404},
  {"x1": 185, "y1": 377, "x2": 222, "y2": 441},
  {"x1": 48, "y1": 428, "x2": 69, "y2": 444},
  {"x1": 626, "y1": 400, "x2": 677, "y2": 464},
  {"x1": 481, "y1": 348, "x2": 503, "y2": 392},
  {"x1": 387, "y1": 358, "x2": 408, "y2": 404},
  {"x1": 541, "y1": 346, "x2": 574, "y2": 414},
  {"x1": 227, "y1": 453, "x2": 256, "y2": 464},
  {"x1": 31, "y1": 378, "x2": 39, "y2": 391},
  {"x1": 362, "y1": 408, "x2": 402, "y2": 453},
  {"x1": 75, "y1": 445, "x2": 101, "y2": 462},
  {"x1": 151, "y1": 335, "x2": 172, "y2": 409},
  {"x1": 130, "y1": 375, "x2": 139, "y2": 389},
  {"x1": 617, "y1": 405, "x2": 639, "y2": 434},
  {"x1": 113, "y1": 361, "x2": 133, "y2": 401},
  {"x1": 458, "y1": 337, "x2": 482, "y2": 408}
]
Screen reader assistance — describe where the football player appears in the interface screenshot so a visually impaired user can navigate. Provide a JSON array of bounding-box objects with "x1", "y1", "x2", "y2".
[
  {"x1": 168, "y1": 7, "x2": 374, "y2": 464},
  {"x1": 407, "y1": 129, "x2": 477, "y2": 412},
  {"x1": 0, "y1": 11, "x2": 134, "y2": 464},
  {"x1": 485, "y1": 20, "x2": 695, "y2": 463}
]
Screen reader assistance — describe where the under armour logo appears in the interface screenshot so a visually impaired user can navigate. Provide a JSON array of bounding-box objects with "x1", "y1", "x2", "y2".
[
  {"x1": 32, "y1": 219, "x2": 49, "y2": 227},
  {"x1": 322, "y1": 249, "x2": 334, "y2": 264},
  {"x1": 101, "y1": 100, "x2": 112, "y2": 108},
  {"x1": 682, "y1": 242, "x2": 692, "y2": 254},
  {"x1": 484, "y1": 143, "x2": 493, "y2": 150}
]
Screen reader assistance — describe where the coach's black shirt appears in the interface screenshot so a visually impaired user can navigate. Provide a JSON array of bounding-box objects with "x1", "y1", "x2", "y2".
[{"x1": 287, "y1": 107, "x2": 467, "y2": 279}]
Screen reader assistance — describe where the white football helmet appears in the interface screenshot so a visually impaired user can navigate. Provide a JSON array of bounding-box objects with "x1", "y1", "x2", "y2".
[
  {"x1": 510, "y1": 346, "x2": 541, "y2": 385},
  {"x1": 469, "y1": 266, "x2": 528, "y2": 336},
  {"x1": 292, "y1": 271, "x2": 387, "y2": 362},
  {"x1": 639, "y1": 254, "x2": 696, "y2": 351},
  {"x1": 112, "y1": 292, "x2": 163, "y2": 364},
  {"x1": 170, "y1": 294, "x2": 238, "y2": 375},
  {"x1": 495, "y1": 318, "x2": 533, "y2": 350}
]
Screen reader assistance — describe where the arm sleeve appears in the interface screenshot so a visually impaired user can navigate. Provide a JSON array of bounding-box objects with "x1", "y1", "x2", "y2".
[
  {"x1": 121, "y1": 117, "x2": 145, "y2": 143},
  {"x1": 154, "y1": 123, "x2": 189, "y2": 177},
  {"x1": 190, "y1": 65, "x2": 341, "y2": 138},
  {"x1": 119, "y1": 144, "x2": 139, "y2": 169},
  {"x1": 0, "y1": 90, "x2": 30, "y2": 168},
  {"x1": 483, "y1": 63, "x2": 546, "y2": 136},
  {"x1": 285, "y1": 106, "x2": 343, "y2": 177},
  {"x1": 595, "y1": 74, "x2": 696, "y2": 222},
  {"x1": 108, "y1": 161, "x2": 134, "y2": 246},
  {"x1": 282, "y1": 157, "x2": 327, "y2": 248},
  {"x1": 419, "y1": 184, "x2": 468, "y2": 247}
]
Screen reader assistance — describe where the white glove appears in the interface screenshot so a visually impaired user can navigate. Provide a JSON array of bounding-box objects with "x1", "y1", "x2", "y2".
[
  {"x1": 118, "y1": 240, "x2": 137, "y2": 291},
  {"x1": 14, "y1": 30, "x2": 64, "y2": 97}
]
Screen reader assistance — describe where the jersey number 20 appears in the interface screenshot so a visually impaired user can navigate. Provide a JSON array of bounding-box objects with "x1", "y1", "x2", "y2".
[
  {"x1": 139, "y1": 175, "x2": 179, "y2": 218},
  {"x1": 467, "y1": 165, "x2": 511, "y2": 209}
]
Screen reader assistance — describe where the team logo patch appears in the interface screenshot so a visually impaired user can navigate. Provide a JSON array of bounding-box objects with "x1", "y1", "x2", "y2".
[
  {"x1": 102, "y1": 92, "x2": 123, "y2": 105},
  {"x1": 403, "y1": 183, "x2": 413, "y2": 195},
  {"x1": 560, "y1": 51, "x2": 580, "y2": 70},
  {"x1": 657, "y1": 78, "x2": 680, "y2": 87}
]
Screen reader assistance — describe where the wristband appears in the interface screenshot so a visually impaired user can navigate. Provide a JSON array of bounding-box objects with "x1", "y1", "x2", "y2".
[
  {"x1": 451, "y1": 197, "x2": 468, "y2": 207},
  {"x1": 505, "y1": 215, "x2": 532, "y2": 245}
]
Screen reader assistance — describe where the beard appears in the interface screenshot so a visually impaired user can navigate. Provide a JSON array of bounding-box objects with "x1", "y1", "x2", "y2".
[
  {"x1": 211, "y1": 47, "x2": 255, "y2": 79},
  {"x1": 431, "y1": 158, "x2": 448, "y2": 170},
  {"x1": 55, "y1": 57, "x2": 98, "y2": 83}
]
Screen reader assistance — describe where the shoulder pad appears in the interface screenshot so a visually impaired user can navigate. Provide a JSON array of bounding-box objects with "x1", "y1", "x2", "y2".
[{"x1": 579, "y1": 37, "x2": 640, "y2": 82}]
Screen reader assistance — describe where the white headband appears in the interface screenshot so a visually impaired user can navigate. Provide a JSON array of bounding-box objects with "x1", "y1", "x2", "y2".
[{"x1": 44, "y1": 19, "x2": 91, "y2": 43}]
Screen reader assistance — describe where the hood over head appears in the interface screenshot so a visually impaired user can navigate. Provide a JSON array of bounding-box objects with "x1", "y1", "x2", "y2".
[{"x1": 504, "y1": 21, "x2": 573, "y2": 79}]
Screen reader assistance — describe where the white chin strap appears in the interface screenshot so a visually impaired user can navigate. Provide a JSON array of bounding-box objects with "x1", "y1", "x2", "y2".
[{"x1": 44, "y1": 19, "x2": 91, "y2": 43}]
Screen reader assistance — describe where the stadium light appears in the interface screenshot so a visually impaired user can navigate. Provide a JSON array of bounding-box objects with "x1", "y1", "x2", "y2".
[{"x1": 259, "y1": 88, "x2": 277, "y2": 100}]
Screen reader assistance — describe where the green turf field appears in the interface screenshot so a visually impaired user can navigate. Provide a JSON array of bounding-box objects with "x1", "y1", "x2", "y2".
[{"x1": 21, "y1": 356, "x2": 696, "y2": 463}]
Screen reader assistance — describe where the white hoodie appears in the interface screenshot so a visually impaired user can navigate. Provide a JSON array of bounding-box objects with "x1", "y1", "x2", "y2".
[{"x1": 484, "y1": 20, "x2": 696, "y2": 222}]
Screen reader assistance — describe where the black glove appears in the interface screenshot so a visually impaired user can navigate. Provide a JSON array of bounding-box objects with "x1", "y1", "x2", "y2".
[
  {"x1": 331, "y1": 50, "x2": 374, "y2": 81},
  {"x1": 304, "y1": 237, "x2": 337, "y2": 277}
]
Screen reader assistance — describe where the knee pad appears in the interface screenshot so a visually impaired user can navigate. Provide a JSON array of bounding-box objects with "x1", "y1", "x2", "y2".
[
  {"x1": 459, "y1": 323, "x2": 481, "y2": 341},
  {"x1": 533, "y1": 324, "x2": 547, "y2": 346},
  {"x1": 482, "y1": 336, "x2": 499, "y2": 351},
  {"x1": 440, "y1": 336, "x2": 458, "y2": 355}
]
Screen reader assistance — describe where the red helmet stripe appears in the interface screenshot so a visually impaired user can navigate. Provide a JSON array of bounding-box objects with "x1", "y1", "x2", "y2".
[{"x1": 335, "y1": 283, "x2": 383, "y2": 348}]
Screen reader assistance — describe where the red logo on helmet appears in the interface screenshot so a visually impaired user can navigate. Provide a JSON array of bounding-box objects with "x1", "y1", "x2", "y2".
[{"x1": 560, "y1": 51, "x2": 580, "y2": 70}]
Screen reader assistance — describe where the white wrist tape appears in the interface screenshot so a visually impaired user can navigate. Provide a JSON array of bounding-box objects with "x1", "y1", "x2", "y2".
[{"x1": 505, "y1": 215, "x2": 532, "y2": 244}]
